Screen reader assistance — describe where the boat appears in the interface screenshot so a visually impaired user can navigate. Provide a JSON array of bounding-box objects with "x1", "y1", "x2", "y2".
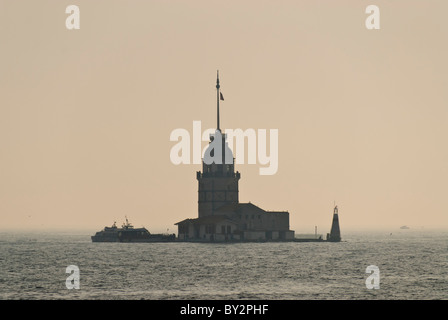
[
  {"x1": 400, "y1": 225, "x2": 410, "y2": 230},
  {"x1": 91, "y1": 217, "x2": 176, "y2": 242}
]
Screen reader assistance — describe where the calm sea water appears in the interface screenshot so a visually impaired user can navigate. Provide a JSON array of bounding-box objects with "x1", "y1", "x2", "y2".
[{"x1": 0, "y1": 230, "x2": 446, "y2": 300}]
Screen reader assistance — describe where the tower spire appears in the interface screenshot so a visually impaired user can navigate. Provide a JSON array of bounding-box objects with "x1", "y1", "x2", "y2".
[{"x1": 216, "y1": 70, "x2": 221, "y2": 132}]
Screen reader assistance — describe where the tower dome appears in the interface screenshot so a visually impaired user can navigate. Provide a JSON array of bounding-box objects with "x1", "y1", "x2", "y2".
[{"x1": 203, "y1": 129, "x2": 234, "y2": 161}]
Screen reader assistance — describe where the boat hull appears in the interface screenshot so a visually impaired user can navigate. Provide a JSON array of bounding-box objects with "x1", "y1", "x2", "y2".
[{"x1": 91, "y1": 236, "x2": 176, "y2": 242}]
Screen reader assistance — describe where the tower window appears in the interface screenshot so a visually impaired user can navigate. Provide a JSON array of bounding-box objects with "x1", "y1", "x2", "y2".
[{"x1": 205, "y1": 224, "x2": 215, "y2": 234}]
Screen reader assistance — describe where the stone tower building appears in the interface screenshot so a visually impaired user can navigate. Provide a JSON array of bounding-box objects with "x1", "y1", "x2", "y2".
[
  {"x1": 196, "y1": 72, "x2": 240, "y2": 217},
  {"x1": 175, "y1": 71, "x2": 295, "y2": 241},
  {"x1": 196, "y1": 130, "x2": 240, "y2": 217}
]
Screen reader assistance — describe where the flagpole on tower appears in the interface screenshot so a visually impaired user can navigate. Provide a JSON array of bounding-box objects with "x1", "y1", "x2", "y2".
[{"x1": 216, "y1": 70, "x2": 220, "y2": 132}]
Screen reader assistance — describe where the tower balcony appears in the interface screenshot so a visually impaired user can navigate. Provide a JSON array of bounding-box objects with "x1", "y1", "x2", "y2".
[{"x1": 197, "y1": 170, "x2": 240, "y2": 179}]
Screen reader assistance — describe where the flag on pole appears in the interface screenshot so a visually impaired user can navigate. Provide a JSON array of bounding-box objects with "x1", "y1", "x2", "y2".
[{"x1": 220, "y1": 92, "x2": 224, "y2": 101}]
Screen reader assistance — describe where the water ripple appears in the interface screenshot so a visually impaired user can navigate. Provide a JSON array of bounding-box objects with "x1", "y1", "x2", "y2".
[{"x1": 0, "y1": 230, "x2": 447, "y2": 299}]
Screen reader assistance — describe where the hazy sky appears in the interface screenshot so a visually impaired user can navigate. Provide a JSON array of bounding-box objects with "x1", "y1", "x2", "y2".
[{"x1": 1, "y1": 1, "x2": 447, "y2": 233}]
